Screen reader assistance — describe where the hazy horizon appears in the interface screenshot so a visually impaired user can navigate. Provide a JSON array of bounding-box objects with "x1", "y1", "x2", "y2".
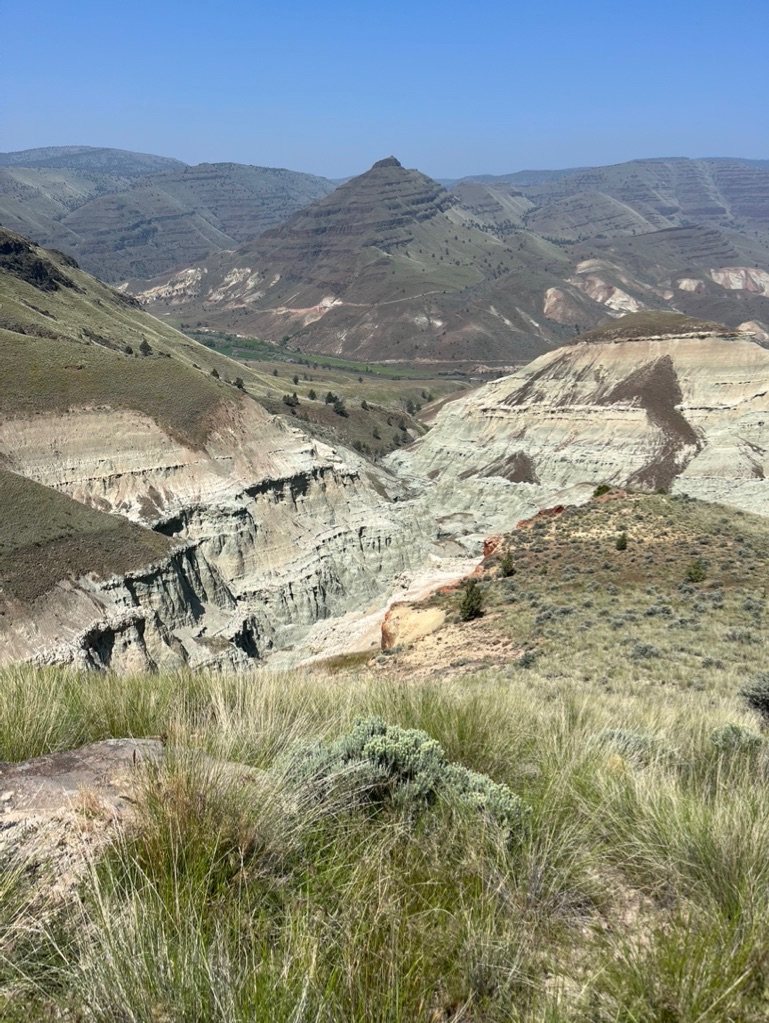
[
  {"x1": 2, "y1": 144, "x2": 769, "y2": 183},
  {"x1": 3, "y1": 0, "x2": 767, "y2": 179}
]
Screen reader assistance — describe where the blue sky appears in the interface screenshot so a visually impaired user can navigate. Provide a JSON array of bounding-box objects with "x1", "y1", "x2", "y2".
[{"x1": 2, "y1": 0, "x2": 766, "y2": 178}]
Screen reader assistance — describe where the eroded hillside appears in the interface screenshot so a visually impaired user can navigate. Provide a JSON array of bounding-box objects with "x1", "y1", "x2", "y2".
[
  {"x1": 390, "y1": 313, "x2": 769, "y2": 533},
  {"x1": 0, "y1": 230, "x2": 452, "y2": 670},
  {"x1": 3, "y1": 256, "x2": 769, "y2": 676},
  {"x1": 130, "y1": 157, "x2": 769, "y2": 366}
]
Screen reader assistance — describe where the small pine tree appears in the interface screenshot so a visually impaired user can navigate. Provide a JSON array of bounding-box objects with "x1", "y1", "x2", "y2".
[
  {"x1": 686, "y1": 558, "x2": 707, "y2": 583},
  {"x1": 333, "y1": 398, "x2": 348, "y2": 417},
  {"x1": 139, "y1": 338, "x2": 152, "y2": 356},
  {"x1": 616, "y1": 532, "x2": 628, "y2": 551},
  {"x1": 459, "y1": 579, "x2": 483, "y2": 621},
  {"x1": 211, "y1": 367, "x2": 219, "y2": 378},
  {"x1": 293, "y1": 374, "x2": 299, "y2": 385},
  {"x1": 234, "y1": 377, "x2": 245, "y2": 390},
  {"x1": 498, "y1": 551, "x2": 515, "y2": 577},
  {"x1": 308, "y1": 388, "x2": 317, "y2": 400}
]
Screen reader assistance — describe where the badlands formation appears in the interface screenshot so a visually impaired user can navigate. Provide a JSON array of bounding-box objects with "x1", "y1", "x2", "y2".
[
  {"x1": 389, "y1": 313, "x2": 769, "y2": 532},
  {"x1": 0, "y1": 403, "x2": 424, "y2": 670},
  {"x1": 2, "y1": 223, "x2": 768, "y2": 672},
  {"x1": 0, "y1": 230, "x2": 437, "y2": 669}
]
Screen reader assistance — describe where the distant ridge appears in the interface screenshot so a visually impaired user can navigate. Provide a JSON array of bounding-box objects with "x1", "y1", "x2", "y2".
[
  {"x1": 0, "y1": 145, "x2": 186, "y2": 173},
  {"x1": 4, "y1": 147, "x2": 769, "y2": 357},
  {"x1": 132, "y1": 155, "x2": 577, "y2": 365},
  {"x1": 0, "y1": 149, "x2": 336, "y2": 281}
]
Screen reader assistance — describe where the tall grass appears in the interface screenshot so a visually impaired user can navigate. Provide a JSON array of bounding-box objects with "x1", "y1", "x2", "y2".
[{"x1": 0, "y1": 662, "x2": 768, "y2": 1020}]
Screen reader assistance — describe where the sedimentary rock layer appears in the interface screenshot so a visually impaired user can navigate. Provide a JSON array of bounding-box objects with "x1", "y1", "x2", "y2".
[{"x1": 390, "y1": 327, "x2": 769, "y2": 525}]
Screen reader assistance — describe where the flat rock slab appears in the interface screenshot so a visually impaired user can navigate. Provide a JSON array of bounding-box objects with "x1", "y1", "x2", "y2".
[{"x1": 0, "y1": 738, "x2": 163, "y2": 816}]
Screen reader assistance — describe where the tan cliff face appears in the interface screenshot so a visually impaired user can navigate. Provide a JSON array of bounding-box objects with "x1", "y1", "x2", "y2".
[{"x1": 389, "y1": 326, "x2": 769, "y2": 527}]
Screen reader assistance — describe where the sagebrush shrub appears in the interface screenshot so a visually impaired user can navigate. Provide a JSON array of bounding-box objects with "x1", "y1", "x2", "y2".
[
  {"x1": 283, "y1": 717, "x2": 529, "y2": 835},
  {"x1": 739, "y1": 673, "x2": 769, "y2": 726},
  {"x1": 710, "y1": 723, "x2": 762, "y2": 753},
  {"x1": 685, "y1": 558, "x2": 707, "y2": 583}
]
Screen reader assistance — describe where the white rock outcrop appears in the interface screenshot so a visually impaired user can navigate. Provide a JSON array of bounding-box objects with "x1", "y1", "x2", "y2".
[
  {"x1": 389, "y1": 330, "x2": 769, "y2": 524},
  {"x1": 0, "y1": 399, "x2": 441, "y2": 669}
]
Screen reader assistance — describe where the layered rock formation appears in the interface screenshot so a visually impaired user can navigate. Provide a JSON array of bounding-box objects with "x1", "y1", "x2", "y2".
[
  {"x1": 389, "y1": 314, "x2": 769, "y2": 532},
  {"x1": 0, "y1": 149, "x2": 336, "y2": 282},
  {"x1": 132, "y1": 157, "x2": 579, "y2": 366},
  {"x1": 131, "y1": 157, "x2": 769, "y2": 366},
  {"x1": 0, "y1": 230, "x2": 448, "y2": 670},
  {"x1": 0, "y1": 388, "x2": 433, "y2": 671}
]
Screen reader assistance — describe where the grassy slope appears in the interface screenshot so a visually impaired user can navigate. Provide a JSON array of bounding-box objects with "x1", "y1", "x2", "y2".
[
  {"x1": 0, "y1": 230, "x2": 256, "y2": 446},
  {"x1": 577, "y1": 310, "x2": 731, "y2": 341},
  {"x1": 0, "y1": 468, "x2": 172, "y2": 602},
  {"x1": 0, "y1": 149, "x2": 186, "y2": 257},
  {"x1": 412, "y1": 491, "x2": 769, "y2": 690},
  {"x1": 3, "y1": 492, "x2": 769, "y2": 1020},
  {"x1": 0, "y1": 230, "x2": 463, "y2": 457},
  {"x1": 182, "y1": 329, "x2": 469, "y2": 458}
]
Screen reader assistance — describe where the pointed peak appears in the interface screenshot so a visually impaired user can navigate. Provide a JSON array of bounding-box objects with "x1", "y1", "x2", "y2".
[{"x1": 371, "y1": 156, "x2": 402, "y2": 170}]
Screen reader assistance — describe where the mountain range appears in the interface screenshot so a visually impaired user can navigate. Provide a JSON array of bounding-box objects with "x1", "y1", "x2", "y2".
[
  {"x1": 131, "y1": 156, "x2": 769, "y2": 366},
  {"x1": 0, "y1": 146, "x2": 336, "y2": 281},
  {"x1": 3, "y1": 146, "x2": 769, "y2": 367}
]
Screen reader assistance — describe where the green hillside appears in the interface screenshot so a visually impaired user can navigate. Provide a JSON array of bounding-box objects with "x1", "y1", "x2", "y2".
[
  {"x1": 0, "y1": 468, "x2": 172, "y2": 602},
  {"x1": 0, "y1": 229, "x2": 249, "y2": 447},
  {"x1": 0, "y1": 228, "x2": 463, "y2": 460}
]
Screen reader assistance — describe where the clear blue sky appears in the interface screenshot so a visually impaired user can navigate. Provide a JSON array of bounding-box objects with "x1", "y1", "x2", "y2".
[{"x1": 2, "y1": 0, "x2": 766, "y2": 178}]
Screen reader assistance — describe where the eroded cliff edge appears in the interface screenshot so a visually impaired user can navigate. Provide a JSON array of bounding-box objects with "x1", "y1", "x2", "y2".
[{"x1": 0, "y1": 398, "x2": 446, "y2": 670}]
